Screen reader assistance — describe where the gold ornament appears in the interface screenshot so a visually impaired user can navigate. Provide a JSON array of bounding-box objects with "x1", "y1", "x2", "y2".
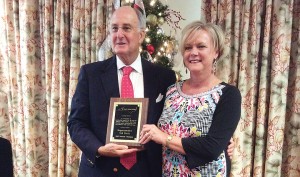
[
  {"x1": 158, "y1": 17, "x2": 165, "y2": 25},
  {"x1": 146, "y1": 14, "x2": 157, "y2": 25}
]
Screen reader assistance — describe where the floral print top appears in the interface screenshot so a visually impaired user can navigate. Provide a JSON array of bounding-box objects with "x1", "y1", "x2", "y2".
[{"x1": 158, "y1": 81, "x2": 241, "y2": 177}]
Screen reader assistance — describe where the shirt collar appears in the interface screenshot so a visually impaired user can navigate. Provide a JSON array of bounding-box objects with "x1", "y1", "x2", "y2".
[{"x1": 116, "y1": 54, "x2": 143, "y2": 74}]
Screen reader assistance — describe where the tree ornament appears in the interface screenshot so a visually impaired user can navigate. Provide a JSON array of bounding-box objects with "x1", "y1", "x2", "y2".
[
  {"x1": 131, "y1": 0, "x2": 146, "y2": 18},
  {"x1": 144, "y1": 51, "x2": 153, "y2": 62},
  {"x1": 146, "y1": 14, "x2": 158, "y2": 25},
  {"x1": 156, "y1": 27, "x2": 164, "y2": 34},
  {"x1": 158, "y1": 17, "x2": 165, "y2": 25},
  {"x1": 146, "y1": 44, "x2": 155, "y2": 54}
]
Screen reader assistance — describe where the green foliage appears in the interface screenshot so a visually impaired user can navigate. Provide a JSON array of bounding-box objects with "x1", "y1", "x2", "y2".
[
  {"x1": 144, "y1": 0, "x2": 168, "y2": 19},
  {"x1": 141, "y1": 0, "x2": 175, "y2": 69}
]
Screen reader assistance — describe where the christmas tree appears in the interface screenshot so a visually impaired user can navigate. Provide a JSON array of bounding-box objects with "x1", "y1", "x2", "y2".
[
  {"x1": 140, "y1": 0, "x2": 184, "y2": 69},
  {"x1": 116, "y1": 0, "x2": 185, "y2": 70}
]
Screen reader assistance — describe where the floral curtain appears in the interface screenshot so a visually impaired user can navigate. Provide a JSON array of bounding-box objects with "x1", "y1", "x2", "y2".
[
  {"x1": 0, "y1": 0, "x2": 109, "y2": 176},
  {"x1": 202, "y1": 0, "x2": 300, "y2": 176}
]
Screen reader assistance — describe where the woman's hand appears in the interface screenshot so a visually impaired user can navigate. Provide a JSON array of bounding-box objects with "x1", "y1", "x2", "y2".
[
  {"x1": 139, "y1": 124, "x2": 167, "y2": 145},
  {"x1": 227, "y1": 138, "x2": 235, "y2": 160}
]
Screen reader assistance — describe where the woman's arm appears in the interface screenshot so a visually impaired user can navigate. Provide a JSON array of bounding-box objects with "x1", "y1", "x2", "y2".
[{"x1": 182, "y1": 85, "x2": 241, "y2": 168}]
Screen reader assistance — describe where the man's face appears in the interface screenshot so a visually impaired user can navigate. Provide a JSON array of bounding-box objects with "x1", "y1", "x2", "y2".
[{"x1": 110, "y1": 7, "x2": 145, "y2": 64}]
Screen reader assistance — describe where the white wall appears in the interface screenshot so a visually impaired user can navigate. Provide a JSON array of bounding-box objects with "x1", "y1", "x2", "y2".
[{"x1": 161, "y1": 0, "x2": 201, "y2": 80}]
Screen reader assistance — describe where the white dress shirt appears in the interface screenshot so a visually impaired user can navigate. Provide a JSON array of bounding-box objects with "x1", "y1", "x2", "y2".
[{"x1": 116, "y1": 55, "x2": 144, "y2": 98}]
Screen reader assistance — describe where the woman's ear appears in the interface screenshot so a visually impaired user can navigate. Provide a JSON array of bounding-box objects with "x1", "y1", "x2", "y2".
[{"x1": 214, "y1": 50, "x2": 219, "y2": 60}]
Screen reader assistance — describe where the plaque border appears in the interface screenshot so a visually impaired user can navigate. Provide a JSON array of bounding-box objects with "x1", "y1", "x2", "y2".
[{"x1": 106, "y1": 98, "x2": 148, "y2": 148}]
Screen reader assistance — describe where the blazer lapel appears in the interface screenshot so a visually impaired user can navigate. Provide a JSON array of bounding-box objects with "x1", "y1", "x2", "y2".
[
  {"x1": 142, "y1": 59, "x2": 161, "y2": 124},
  {"x1": 142, "y1": 59, "x2": 158, "y2": 100},
  {"x1": 99, "y1": 56, "x2": 120, "y2": 101}
]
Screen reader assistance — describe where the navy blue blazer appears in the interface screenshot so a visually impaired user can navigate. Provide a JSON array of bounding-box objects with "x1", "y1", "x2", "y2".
[
  {"x1": 0, "y1": 137, "x2": 13, "y2": 177},
  {"x1": 68, "y1": 56, "x2": 176, "y2": 177}
]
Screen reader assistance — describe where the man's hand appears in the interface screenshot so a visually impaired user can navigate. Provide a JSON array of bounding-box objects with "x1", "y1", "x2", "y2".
[
  {"x1": 98, "y1": 143, "x2": 139, "y2": 157},
  {"x1": 227, "y1": 138, "x2": 235, "y2": 159}
]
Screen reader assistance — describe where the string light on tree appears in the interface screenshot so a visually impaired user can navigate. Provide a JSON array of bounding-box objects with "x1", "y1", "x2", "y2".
[{"x1": 150, "y1": 0, "x2": 156, "y2": 6}]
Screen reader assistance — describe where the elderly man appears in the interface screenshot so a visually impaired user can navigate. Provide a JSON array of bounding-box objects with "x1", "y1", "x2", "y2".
[{"x1": 68, "y1": 6, "x2": 176, "y2": 177}]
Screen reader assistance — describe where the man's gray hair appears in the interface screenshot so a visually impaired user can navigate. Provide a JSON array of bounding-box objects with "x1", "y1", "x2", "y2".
[{"x1": 133, "y1": 8, "x2": 146, "y2": 29}]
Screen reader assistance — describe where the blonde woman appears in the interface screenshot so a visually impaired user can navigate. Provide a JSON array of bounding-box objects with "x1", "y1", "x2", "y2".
[{"x1": 140, "y1": 21, "x2": 241, "y2": 177}]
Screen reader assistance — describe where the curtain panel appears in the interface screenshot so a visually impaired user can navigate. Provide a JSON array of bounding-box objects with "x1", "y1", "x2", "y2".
[
  {"x1": 202, "y1": 0, "x2": 300, "y2": 176},
  {"x1": 0, "y1": 0, "x2": 110, "y2": 176}
]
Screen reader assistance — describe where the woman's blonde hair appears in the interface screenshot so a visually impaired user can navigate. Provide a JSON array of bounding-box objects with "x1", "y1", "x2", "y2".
[{"x1": 179, "y1": 21, "x2": 226, "y2": 60}]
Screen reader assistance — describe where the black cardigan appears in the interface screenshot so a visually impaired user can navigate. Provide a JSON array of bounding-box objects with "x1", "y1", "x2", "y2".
[{"x1": 181, "y1": 83, "x2": 241, "y2": 173}]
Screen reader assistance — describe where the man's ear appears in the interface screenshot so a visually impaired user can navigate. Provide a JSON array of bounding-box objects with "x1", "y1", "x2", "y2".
[{"x1": 139, "y1": 29, "x2": 146, "y2": 44}]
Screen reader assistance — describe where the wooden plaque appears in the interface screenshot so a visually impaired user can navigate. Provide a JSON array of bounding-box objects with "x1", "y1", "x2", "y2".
[{"x1": 106, "y1": 98, "x2": 149, "y2": 148}]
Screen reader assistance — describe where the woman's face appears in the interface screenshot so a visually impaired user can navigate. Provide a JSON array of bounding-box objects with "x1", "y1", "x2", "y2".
[{"x1": 183, "y1": 29, "x2": 218, "y2": 75}]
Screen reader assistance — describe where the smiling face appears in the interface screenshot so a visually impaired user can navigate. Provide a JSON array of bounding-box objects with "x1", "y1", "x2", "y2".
[
  {"x1": 183, "y1": 29, "x2": 219, "y2": 76},
  {"x1": 110, "y1": 6, "x2": 145, "y2": 64}
]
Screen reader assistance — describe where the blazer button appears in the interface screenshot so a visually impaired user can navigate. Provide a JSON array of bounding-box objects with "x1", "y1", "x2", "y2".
[{"x1": 113, "y1": 168, "x2": 118, "y2": 172}]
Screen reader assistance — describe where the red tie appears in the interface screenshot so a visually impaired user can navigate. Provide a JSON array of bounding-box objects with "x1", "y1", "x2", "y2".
[
  {"x1": 120, "y1": 66, "x2": 136, "y2": 170},
  {"x1": 121, "y1": 66, "x2": 134, "y2": 98}
]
